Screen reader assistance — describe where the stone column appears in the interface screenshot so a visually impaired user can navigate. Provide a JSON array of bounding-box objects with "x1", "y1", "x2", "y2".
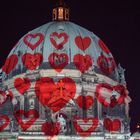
[{"x1": 97, "y1": 101, "x2": 102, "y2": 119}]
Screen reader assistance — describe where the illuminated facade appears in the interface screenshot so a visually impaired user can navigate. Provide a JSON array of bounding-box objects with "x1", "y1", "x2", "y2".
[{"x1": 0, "y1": 1, "x2": 139, "y2": 140}]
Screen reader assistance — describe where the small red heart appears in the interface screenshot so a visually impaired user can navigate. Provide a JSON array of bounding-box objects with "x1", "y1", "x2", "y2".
[
  {"x1": 98, "y1": 39, "x2": 111, "y2": 54},
  {"x1": 76, "y1": 96, "x2": 94, "y2": 110},
  {"x1": 42, "y1": 122, "x2": 60, "y2": 137},
  {"x1": 75, "y1": 36, "x2": 91, "y2": 51},
  {"x1": 104, "y1": 118, "x2": 121, "y2": 132},
  {"x1": 50, "y1": 32, "x2": 69, "y2": 49},
  {"x1": 14, "y1": 109, "x2": 39, "y2": 131},
  {"x1": 97, "y1": 55, "x2": 116, "y2": 75},
  {"x1": 0, "y1": 115, "x2": 10, "y2": 132},
  {"x1": 95, "y1": 83, "x2": 127, "y2": 107},
  {"x1": 2, "y1": 54, "x2": 18, "y2": 74},
  {"x1": 23, "y1": 33, "x2": 44, "y2": 50},
  {"x1": 14, "y1": 78, "x2": 31, "y2": 95},
  {"x1": 22, "y1": 53, "x2": 43, "y2": 70},
  {"x1": 74, "y1": 54, "x2": 93, "y2": 73},
  {"x1": 49, "y1": 53, "x2": 68, "y2": 72},
  {"x1": 73, "y1": 118, "x2": 98, "y2": 136},
  {"x1": 35, "y1": 77, "x2": 76, "y2": 112}
]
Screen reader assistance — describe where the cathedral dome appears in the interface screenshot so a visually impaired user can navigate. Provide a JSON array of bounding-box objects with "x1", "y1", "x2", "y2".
[
  {"x1": 0, "y1": 2, "x2": 132, "y2": 138},
  {"x1": 1, "y1": 21, "x2": 119, "y2": 81}
]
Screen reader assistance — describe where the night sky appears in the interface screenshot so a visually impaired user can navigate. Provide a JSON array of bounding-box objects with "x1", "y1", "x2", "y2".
[{"x1": 0, "y1": 0, "x2": 139, "y2": 133}]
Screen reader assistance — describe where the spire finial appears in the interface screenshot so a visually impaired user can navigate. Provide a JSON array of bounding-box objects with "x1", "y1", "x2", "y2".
[{"x1": 52, "y1": 0, "x2": 69, "y2": 21}]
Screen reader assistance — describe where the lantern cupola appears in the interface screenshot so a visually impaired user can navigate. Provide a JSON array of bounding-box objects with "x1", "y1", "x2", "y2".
[{"x1": 52, "y1": 0, "x2": 70, "y2": 21}]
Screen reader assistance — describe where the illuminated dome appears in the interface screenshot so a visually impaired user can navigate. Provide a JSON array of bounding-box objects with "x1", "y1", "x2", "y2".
[
  {"x1": 1, "y1": 21, "x2": 119, "y2": 81},
  {"x1": 0, "y1": 1, "x2": 132, "y2": 139}
]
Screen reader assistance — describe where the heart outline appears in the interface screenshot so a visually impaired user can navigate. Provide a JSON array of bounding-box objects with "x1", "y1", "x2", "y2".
[
  {"x1": 73, "y1": 118, "x2": 99, "y2": 137},
  {"x1": 14, "y1": 109, "x2": 39, "y2": 131},
  {"x1": 95, "y1": 83, "x2": 127, "y2": 107},
  {"x1": 23, "y1": 33, "x2": 44, "y2": 50},
  {"x1": 50, "y1": 32, "x2": 69, "y2": 50}
]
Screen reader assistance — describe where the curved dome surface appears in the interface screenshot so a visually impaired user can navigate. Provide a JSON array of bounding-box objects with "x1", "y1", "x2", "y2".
[{"x1": 1, "y1": 21, "x2": 119, "y2": 81}]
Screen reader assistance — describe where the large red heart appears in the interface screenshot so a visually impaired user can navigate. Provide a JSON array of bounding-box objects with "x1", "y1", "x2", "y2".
[
  {"x1": 35, "y1": 77, "x2": 76, "y2": 112},
  {"x1": 98, "y1": 39, "x2": 111, "y2": 54},
  {"x1": 14, "y1": 109, "x2": 39, "y2": 131},
  {"x1": 2, "y1": 54, "x2": 18, "y2": 74},
  {"x1": 76, "y1": 96, "x2": 94, "y2": 110},
  {"x1": 42, "y1": 122, "x2": 60, "y2": 137},
  {"x1": 75, "y1": 36, "x2": 91, "y2": 51},
  {"x1": 104, "y1": 118, "x2": 121, "y2": 132},
  {"x1": 0, "y1": 115, "x2": 10, "y2": 132},
  {"x1": 95, "y1": 83, "x2": 127, "y2": 107},
  {"x1": 73, "y1": 118, "x2": 98, "y2": 136},
  {"x1": 50, "y1": 32, "x2": 69, "y2": 49},
  {"x1": 23, "y1": 33, "x2": 44, "y2": 50},
  {"x1": 97, "y1": 55, "x2": 116, "y2": 75},
  {"x1": 14, "y1": 78, "x2": 31, "y2": 95},
  {"x1": 74, "y1": 54, "x2": 93, "y2": 73},
  {"x1": 49, "y1": 53, "x2": 68, "y2": 72},
  {"x1": 22, "y1": 53, "x2": 43, "y2": 70}
]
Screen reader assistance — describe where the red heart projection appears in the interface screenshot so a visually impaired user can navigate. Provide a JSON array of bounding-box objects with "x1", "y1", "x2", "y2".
[
  {"x1": 0, "y1": 115, "x2": 10, "y2": 132},
  {"x1": 76, "y1": 96, "x2": 94, "y2": 110},
  {"x1": 42, "y1": 122, "x2": 60, "y2": 137},
  {"x1": 14, "y1": 109, "x2": 39, "y2": 131},
  {"x1": 0, "y1": 90, "x2": 13, "y2": 106},
  {"x1": 14, "y1": 78, "x2": 31, "y2": 95},
  {"x1": 95, "y1": 83, "x2": 127, "y2": 107},
  {"x1": 98, "y1": 39, "x2": 111, "y2": 54},
  {"x1": 75, "y1": 36, "x2": 91, "y2": 51},
  {"x1": 104, "y1": 118, "x2": 121, "y2": 132},
  {"x1": 2, "y1": 54, "x2": 18, "y2": 74},
  {"x1": 0, "y1": 92, "x2": 8, "y2": 106},
  {"x1": 74, "y1": 54, "x2": 93, "y2": 73},
  {"x1": 22, "y1": 53, "x2": 43, "y2": 70},
  {"x1": 49, "y1": 53, "x2": 68, "y2": 72},
  {"x1": 73, "y1": 118, "x2": 98, "y2": 136},
  {"x1": 50, "y1": 32, "x2": 69, "y2": 49},
  {"x1": 23, "y1": 33, "x2": 44, "y2": 50},
  {"x1": 35, "y1": 77, "x2": 76, "y2": 112},
  {"x1": 97, "y1": 55, "x2": 116, "y2": 75}
]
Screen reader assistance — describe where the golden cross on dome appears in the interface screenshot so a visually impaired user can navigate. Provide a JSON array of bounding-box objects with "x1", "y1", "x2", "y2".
[{"x1": 57, "y1": 80, "x2": 65, "y2": 96}]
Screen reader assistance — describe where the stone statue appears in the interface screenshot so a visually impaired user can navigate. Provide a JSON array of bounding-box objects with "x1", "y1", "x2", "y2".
[
  {"x1": 10, "y1": 118, "x2": 14, "y2": 132},
  {"x1": 118, "y1": 64, "x2": 126, "y2": 85},
  {"x1": 112, "y1": 89, "x2": 120, "y2": 98},
  {"x1": 57, "y1": 114, "x2": 67, "y2": 134}
]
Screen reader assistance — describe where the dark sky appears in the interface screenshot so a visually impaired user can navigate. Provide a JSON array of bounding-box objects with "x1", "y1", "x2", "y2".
[{"x1": 0, "y1": 0, "x2": 140, "y2": 133}]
